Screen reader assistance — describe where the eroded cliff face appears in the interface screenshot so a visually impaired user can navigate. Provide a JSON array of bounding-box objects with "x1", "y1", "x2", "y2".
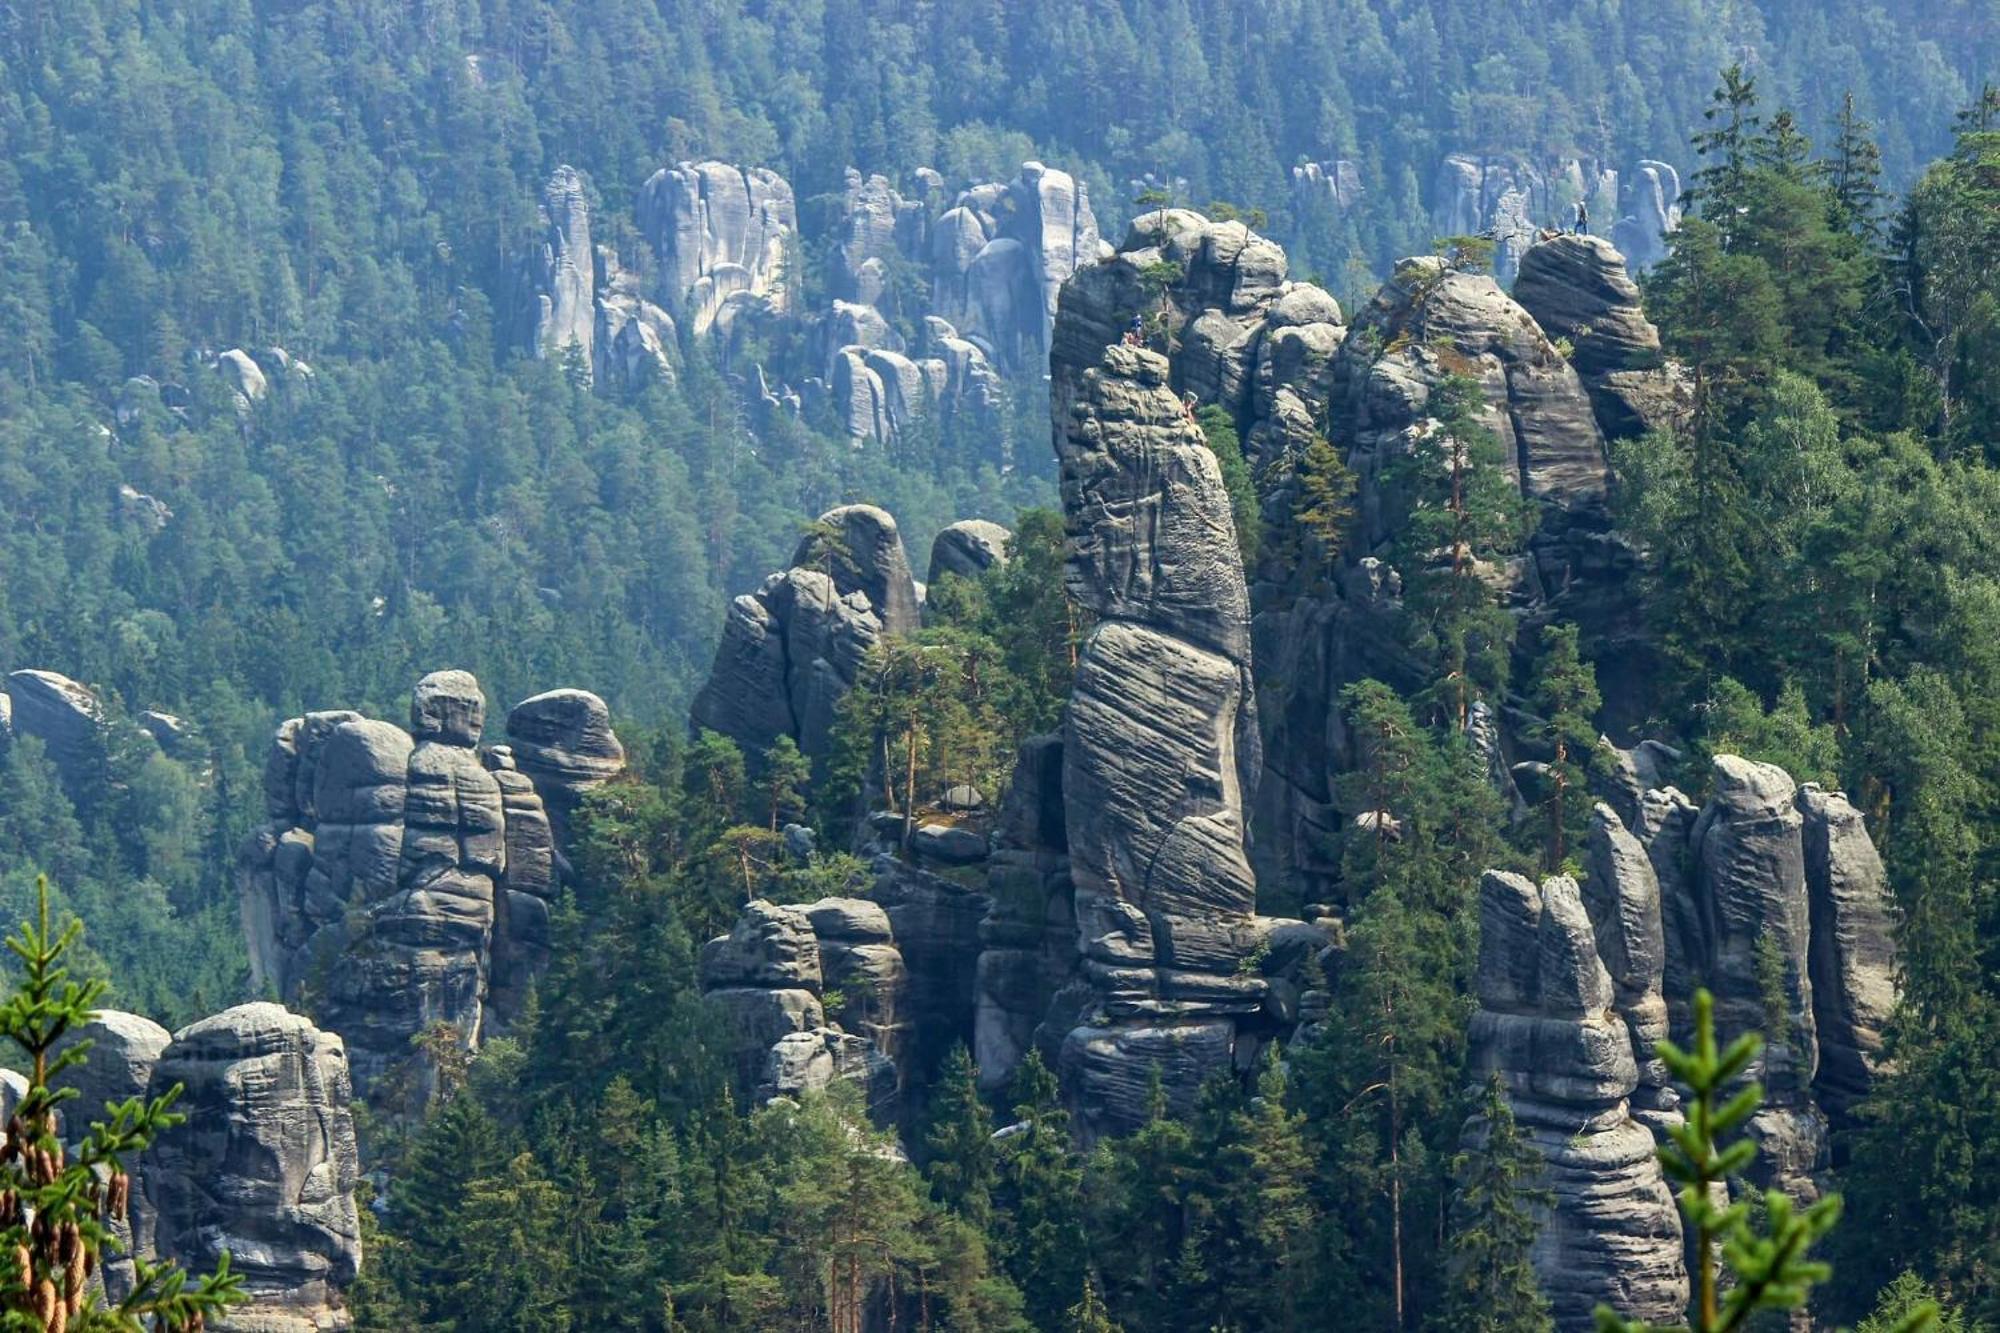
[
  {"x1": 1026, "y1": 339, "x2": 1327, "y2": 1137},
  {"x1": 239, "y1": 672, "x2": 622, "y2": 1101},
  {"x1": 687, "y1": 504, "x2": 920, "y2": 767},
  {"x1": 144, "y1": 1004, "x2": 362, "y2": 1332},
  {"x1": 1468, "y1": 869, "x2": 1688, "y2": 1331}
]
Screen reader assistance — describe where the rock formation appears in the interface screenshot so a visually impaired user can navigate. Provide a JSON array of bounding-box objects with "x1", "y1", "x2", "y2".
[
  {"x1": 54, "y1": 1011, "x2": 171, "y2": 1301},
  {"x1": 931, "y1": 162, "x2": 1105, "y2": 372},
  {"x1": 688, "y1": 504, "x2": 919, "y2": 764},
  {"x1": 143, "y1": 1003, "x2": 361, "y2": 1332},
  {"x1": 1619, "y1": 757, "x2": 1897, "y2": 1199},
  {"x1": 1467, "y1": 870, "x2": 1688, "y2": 1331},
  {"x1": 1292, "y1": 159, "x2": 1364, "y2": 219},
  {"x1": 927, "y1": 519, "x2": 1012, "y2": 584},
  {"x1": 525, "y1": 165, "x2": 595, "y2": 368},
  {"x1": 639, "y1": 160, "x2": 798, "y2": 338},
  {"x1": 698, "y1": 898, "x2": 901, "y2": 1122},
  {"x1": 1034, "y1": 339, "x2": 1322, "y2": 1136},
  {"x1": 1613, "y1": 161, "x2": 1684, "y2": 272},
  {"x1": 3, "y1": 669, "x2": 105, "y2": 795},
  {"x1": 1798, "y1": 785, "x2": 1897, "y2": 1125},
  {"x1": 1513, "y1": 232, "x2": 1688, "y2": 441},
  {"x1": 516, "y1": 165, "x2": 676, "y2": 391},
  {"x1": 239, "y1": 672, "x2": 621, "y2": 1099}
]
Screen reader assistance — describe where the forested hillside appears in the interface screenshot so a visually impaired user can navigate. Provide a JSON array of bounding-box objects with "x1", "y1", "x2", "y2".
[{"x1": 0, "y1": 4, "x2": 1997, "y2": 1332}]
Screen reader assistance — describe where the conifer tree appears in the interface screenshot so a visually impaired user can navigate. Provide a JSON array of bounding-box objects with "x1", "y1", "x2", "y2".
[
  {"x1": 1084, "y1": 1069, "x2": 1192, "y2": 1330},
  {"x1": 760, "y1": 736, "x2": 811, "y2": 832},
  {"x1": 993, "y1": 1052, "x2": 1087, "y2": 1332},
  {"x1": 0, "y1": 876, "x2": 246, "y2": 1333},
  {"x1": 1064, "y1": 1275, "x2": 1123, "y2": 1333},
  {"x1": 1292, "y1": 432, "x2": 1357, "y2": 583},
  {"x1": 1526, "y1": 623, "x2": 1602, "y2": 873},
  {"x1": 1430, "y1": 1077, "x2": 1554, "y2": 1333},
  {"x1": 924, "y1": 1044, "x2": 998, "y2": 1230},
  {"x1": 1394, "y1": 373, "x2": 1523, "y2": 727}
]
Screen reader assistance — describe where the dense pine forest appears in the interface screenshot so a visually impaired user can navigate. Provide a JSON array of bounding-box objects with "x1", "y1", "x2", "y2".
[{"x1": 0, "y1": 3, "x2": 1997, "y2": 1332}]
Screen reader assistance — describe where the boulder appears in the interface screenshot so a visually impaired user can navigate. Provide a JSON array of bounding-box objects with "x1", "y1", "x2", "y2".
[
  {"x1": 144, "y1": 1004, "x2": 360, "y2": 1332},
  {"x1": 1513, "y1": 233, "x2": 1686, "y2": 440},
  {"x1": 927, "y1": 519, "x2": 1013, "y2": 584},
  {"x1": 54, "y1": 1010, "x2": 171, "y2": 1301}
]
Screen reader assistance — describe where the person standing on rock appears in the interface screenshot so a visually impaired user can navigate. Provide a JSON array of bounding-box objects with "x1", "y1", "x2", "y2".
[
  {"x1": 1572, "y1": 199, "x2": 1590, "y2": 234},
  {"x1": 1123, "y1": 312, "x2": 1145, "y2": 347}
]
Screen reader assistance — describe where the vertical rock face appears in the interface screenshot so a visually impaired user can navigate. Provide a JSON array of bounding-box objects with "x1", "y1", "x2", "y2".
[
  {"x1": 1466, "y1": 870, "x2": 1688, "y2": 1332},
  {"x1": 1292, "y1": 159, "x2": 1364, "y2": 218},
  {"x1": 55, "y1": 1011, "x2": 171, "y2": 1302},
  {"x1": 1512, "y1": 233, "x2": 1688, "y2": 441},
  {"x1": 144, "y1": 1004, "x2": 361, "y2": 1332},
  {"x1": 931, "y1": 162, "x2": 1104, "y2": 372},
  {"x1": 688, "y1": 504, "x2": 922, "y2": 766},
  {"x1": 526, "y1": 165, "x2": 595, "y2": 368},
  {"x1": 1798, "y1": 786, "x2": 1897, "y2": 1123},
  {"x1": 1612, "y1": 161, "x2": 1683, "y2": 273},
  {"x1": 505, "y1": 688, "x2": 627, "y2": 860},
  {"x1": 239, "y1": 674, "x2": 621, "y2": 1100},
  {"x1": 1581, "y1": 803, "x2": 1677, "y2": 1131},
  {"x1": 1039, "y1": 340, "x2": 1318, "y2": 1137},
  {"x1": 1624, "y1": 757, "x2": 1900, "y2": 1203},
  {"x1": 638, "y1": 161, "x2": 798, "y2": 337},
  {"x1": 1431, "y1": 152, "x2": 1554, "y2": 284}
]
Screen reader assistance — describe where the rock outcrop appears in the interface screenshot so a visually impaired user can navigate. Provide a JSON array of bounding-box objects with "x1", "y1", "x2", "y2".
[
  {"x1": 932, "y1": 162, "x2": 1104, "y2": 372},
  {"x1": 1798, "y1": 785, "x2": 1897, "y2": 1125},
  {"x1": 55, "y1": 1011, "x2": 171, "y2": 1301},
  {"x1": 144, "y1": 1004, "x2": 361, "y2": 1332},
  {"x1": 1036, "y1": 340, "x2": 1322, "y2": 1137},
  {"x1": 688, "y1": 504, "x2": 919, "y2": 764},
  {"x1": 1466, "y1": 870, "x2": 1688, "y2": 1331},
  {"x1": 239, "y1": 673, "x2": 621, "y2": 1099},
  {"x1": 639, "y1": 161, "x2": 798, "y2": 337},
  {"x1": 1513, "y1": 233, "x2": 1688, "y2": 441},
  {"x1": 927, "y1": 519, "x2": 1012, "y2": 584},
  {"x1": 3, "y1": 669, "x2": 105, "y2": 795},
  {"x1": 525, "y1": 165, "x2": 595, "y2": 368},
  {"x1": 1623, "y1": 756, "x2": 1899, "y2": 1192},
  {"x1": 698, "y1": 898, "x2": 902, "y2": 1122},
  {"x1": 1613, "y1": 161, "x2": 1683, "y2": 272}
]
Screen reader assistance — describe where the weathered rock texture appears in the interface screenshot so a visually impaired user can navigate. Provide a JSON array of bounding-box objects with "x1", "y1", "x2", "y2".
[
  {"x1": 1025, "y1": 336, "x2": 1324, "y2": 1137},
  {"x1": 932, "y1": 162, "x2": 1104, "y2": 372},
  {"x1": 927, "y1": 519, "x2": 1012, "y2": 585},
  {"x1": 639, "y1": 161, "x2": 798, "y2": 337},
  {"x1": 1513, "y1": 233, "x2": 1688, "y2": 442},
  {"x1": 144, "y1": 1004, "x2": 361, "y2": 1332},
  {"x1": 698, "y1": 898, "x2": 902, "y2": 1123},
  {"x1": 55, "y1": 1011, "x2": 171, "y2": 1302},
  {"x1": 239, "y1": 673, "x2": 621, "y2": 1099},
  {"x1": 4, "y1": 669, "x2": 104, "y2": 794},
  {"x1": 517, "y1": 165, "x2": 677, "y2": 391},
  {"x1": 1623, "y1": 757, "x2": 1898, "y2": 1199},
  {"x1": 1613, "y1": 161, "x2": 1683, "y2": 272},
  {"x1": 1467, "y1": 870, "x2": 1688, "y2": 1331},
  {"x1": 688, "y1": 504, "x2": 919, "y2": 765}
]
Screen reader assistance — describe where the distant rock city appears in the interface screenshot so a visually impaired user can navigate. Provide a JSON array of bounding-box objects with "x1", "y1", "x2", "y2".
[{"x1": 0, "y1": 146, "x2": 1892, "y2": 1332}]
